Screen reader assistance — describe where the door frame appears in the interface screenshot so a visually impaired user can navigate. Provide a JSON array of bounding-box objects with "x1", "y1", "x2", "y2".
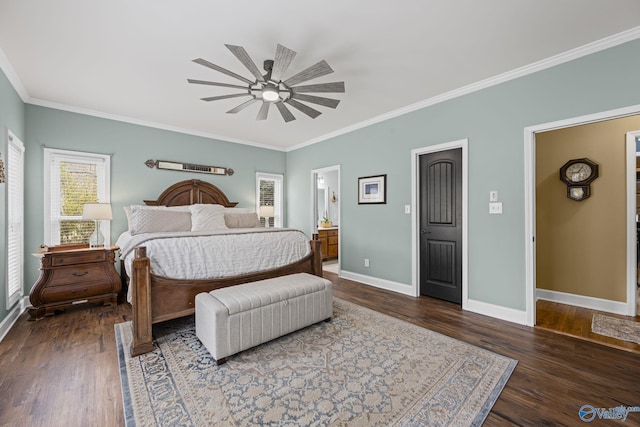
[
  {"x1": 310, "y1": 164, "x2": 341, "y2": 270},
  {"x1": 524, "y1": 104, "x2": 640, "y2": 326},
  {"x1": 411, "y1": 139, "x2": 468, "y2": 304}
]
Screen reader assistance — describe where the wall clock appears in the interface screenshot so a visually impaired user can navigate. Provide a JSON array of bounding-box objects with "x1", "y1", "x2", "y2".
[{"x1": 559, "y1": 158, "x2": 598, "y2": 201}]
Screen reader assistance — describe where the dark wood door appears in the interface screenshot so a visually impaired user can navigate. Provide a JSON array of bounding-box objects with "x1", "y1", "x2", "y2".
[{"x1": 419, "y1": 148, "x2": 462, "y2": 303}]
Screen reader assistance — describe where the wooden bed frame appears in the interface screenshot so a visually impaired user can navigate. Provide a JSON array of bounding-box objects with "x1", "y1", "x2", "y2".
[{"x1": 123, "y1": 179, "x2": 322, "y2": 357}]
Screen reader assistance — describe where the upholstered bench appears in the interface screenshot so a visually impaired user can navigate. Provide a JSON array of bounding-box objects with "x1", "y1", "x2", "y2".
[{"x1": 195, "y1": 272, "x2": 333, "y2": 364}]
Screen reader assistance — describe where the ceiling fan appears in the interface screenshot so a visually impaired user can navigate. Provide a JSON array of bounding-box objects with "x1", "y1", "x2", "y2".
[{"x1": 188, "y1": 44, "x2": 345, "y2": 122}]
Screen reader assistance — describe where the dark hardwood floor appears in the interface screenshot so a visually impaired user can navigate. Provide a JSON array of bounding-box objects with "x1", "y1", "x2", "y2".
[
  {"x1": 536, "y1": 299, "x2": 640, "y2": 354},
  {"x1": 1, "y1": 273, "x2": 639, "y2": 426}
]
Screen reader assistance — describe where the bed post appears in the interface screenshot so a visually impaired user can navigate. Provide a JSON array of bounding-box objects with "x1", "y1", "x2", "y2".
[
  {"x1": 130, "y1": 247, "x2": 155, "y2": 357},
  {"x1": 311, "y1": 234, "x2": 322, "y2": 277}
]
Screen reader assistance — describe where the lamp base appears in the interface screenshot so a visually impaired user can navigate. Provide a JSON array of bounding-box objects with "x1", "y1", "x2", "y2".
[{"x1": 89, "y1": 220, "x2": 105, "y2": 248}]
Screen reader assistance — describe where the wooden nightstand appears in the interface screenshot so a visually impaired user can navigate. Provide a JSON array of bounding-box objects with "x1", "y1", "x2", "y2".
[
  {"x1": 318, "y1": 227, "x2": 338, "y2": 260},
  {"x1": 28, "y1": 245, "x2": 121, "y2": 320}
]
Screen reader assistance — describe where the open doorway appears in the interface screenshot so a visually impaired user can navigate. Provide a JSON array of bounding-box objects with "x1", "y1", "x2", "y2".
[
  {"x1": 524, "y1": 108, "x2": 640, "y2": 329},
  {"x1": 311, "y1": 165, "x2": 341, "y2": 274}
]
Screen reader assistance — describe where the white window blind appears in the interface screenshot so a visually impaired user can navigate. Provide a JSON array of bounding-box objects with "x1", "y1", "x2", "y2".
[
  {"x1": 7, "y1": 132, "x2": 25, "y2": 309},
  {"x1": 44, "y1": 148, "x2": 111, "y2": 246},
  {"x1": 256, "y1": 172, "x2": 283, "y2": 227}
]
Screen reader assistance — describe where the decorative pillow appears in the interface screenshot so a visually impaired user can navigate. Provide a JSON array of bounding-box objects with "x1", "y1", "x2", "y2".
[
  {"x1": 224, "y1": 212, "x2": 261, "y2": 228},
  {"x1": 124, "y1": 204, "x2": 192, "y2": 230},
  {"x1": 190, "y1": 204, "x2": 228, "y2": 231},
  {"x1": 128, "y1": 209, "x2": 192, "y2": 235}
]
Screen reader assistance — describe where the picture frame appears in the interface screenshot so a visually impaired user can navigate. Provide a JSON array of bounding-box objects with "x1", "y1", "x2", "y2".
[{"x1": 358, "y1": 174, "x2": 387, "y2": 204}]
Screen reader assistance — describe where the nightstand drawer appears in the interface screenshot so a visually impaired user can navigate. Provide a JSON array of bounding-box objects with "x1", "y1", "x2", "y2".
[
  {"x1": 52, "y1": 251, "x2": 106, "y2": 267},
  {"x1": 50, "y1": 266, "x2": 108, "y2": 286},
  {"x1": 41, "y1": 281, "x2": 113, "y2": 303}
]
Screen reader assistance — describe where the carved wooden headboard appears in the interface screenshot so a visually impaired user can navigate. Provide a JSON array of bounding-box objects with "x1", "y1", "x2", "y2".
[{"x1": 143, "y1": 179, "x2": 238, "y2": 207}]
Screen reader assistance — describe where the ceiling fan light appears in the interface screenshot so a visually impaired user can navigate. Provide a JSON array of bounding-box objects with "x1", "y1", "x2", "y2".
[{"x1": 262, "y1": 86, "x2": 279, "y2": 102}]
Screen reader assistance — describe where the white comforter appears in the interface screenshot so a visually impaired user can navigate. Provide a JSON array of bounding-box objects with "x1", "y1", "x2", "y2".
[{"x1": 116, "y1": 228, "x2": 311, "y2": 280}]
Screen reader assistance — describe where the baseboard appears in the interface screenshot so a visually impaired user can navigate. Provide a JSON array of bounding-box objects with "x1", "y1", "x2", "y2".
[
  {"x1": 0, "y1": 300, "x2": 26, "y2": 344},
  {"x1": 465, "y1": 298, "x2": 528, "y2": 325},
  {"x1": 339, "y1": 270, "x2": 415, "y2": 297},
  {"x1": 536, "y1": 289, "x2": 629, "y2": 315}
]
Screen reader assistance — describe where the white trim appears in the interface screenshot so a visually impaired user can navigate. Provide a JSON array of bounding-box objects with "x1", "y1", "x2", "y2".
[
  {"x1": 0, "y1": 299, "x2": 25, "y2": 344},
  {"x1": 256, "y1": 172, "x2": 284, "y2": 228},
  {"x1": 537, "y1": 289, "x2": 630, "y2": 316},
  {"x1": 626, "y1": 131, "x2": 640, "y2": 316},
  {"x1": 465, "y1": 298, "x2": 528, "y2": 325},
  {"x1": 1, "y1": 25, "x2": 637, "y2": 153},
  {"x1": 287, "y1": 27, "x2": 640, "y2": 152},
  {"x1": 28, "y1": 98, "x2": 284, "y2": 152},
  {"x1": 410, "y1": 139, "x2": 468, "y2": 304},
  {"x1": 340, "y1": 270, "x2": 414, "y2": 297},
  {"x1": 6, "y1": 130, "x2": 25, "y2": 310},
  {"x1": 524, "y1": 104, "x2": 640, "y2": 325},
  {"x1": 311, "y1": 165, "x2": 341, "y2": 274},
  {"x1": 0, "y1": 47, "x2": 28, "y2": 101},
  {"x1": 43, "y1": 147, "x2": 111, "y2": 246}
]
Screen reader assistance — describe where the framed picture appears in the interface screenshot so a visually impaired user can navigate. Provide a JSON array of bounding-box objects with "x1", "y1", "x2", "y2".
[{"x1": 358, "y1": 174, "x2": 386, "y2": 204}]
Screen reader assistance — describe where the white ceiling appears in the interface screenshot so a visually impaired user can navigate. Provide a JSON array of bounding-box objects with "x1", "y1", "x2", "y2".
[{"x1": 1, "y1": 1, "x2": 639, "y2": 151}]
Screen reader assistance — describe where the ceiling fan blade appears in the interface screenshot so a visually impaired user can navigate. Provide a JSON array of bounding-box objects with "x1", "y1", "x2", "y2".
[
  {"x1": 256, "y1": 102, "x2": 270, "y2": 120},
  {"x1": 225, "y1": 44, "x2": 265, "y2": 83},
  {"x1": 285, "y1": 98, "x2": 322, "y2": 119},
  {"x1": 290, "y1": 82, "x2": 345, "y2": 93},
  {"x1": 201, "y1": 93, "x2": 251, "y2": 102},
  {"x1": 193, "y1": 58, "x2": 253, "y2": 85},
  {"x1": 187, "y1": 79, "x2": 248, "y2": 90},
  {"x1": 283, "y1": 60, "x2": 333, "y2": 87},
  {"x1": 275, "y1": 101, "x2": 296, "y2": 122},
  {"x1": 270, "y1": 44, "x2": 297, "y2": 82},
  {"x1": 291, "y1": 93, "x2": 340, "y2": 109},
  {"x1": 226, "y1": 98, "x2": 259, "y2": 114}
]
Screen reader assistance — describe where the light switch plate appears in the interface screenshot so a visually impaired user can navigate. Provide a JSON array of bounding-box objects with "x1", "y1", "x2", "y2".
[
  {"x1": 404, "y1": 205, "x2": 411, "y2": 214},
  {"x1": 489, "y1": 191, "x2": 498, "y2": 202}
]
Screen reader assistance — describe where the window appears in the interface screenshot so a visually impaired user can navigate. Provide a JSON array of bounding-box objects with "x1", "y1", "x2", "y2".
[
  {"x1": 44, "y1": 148, "x2": 110, "y2": 246},
  {"x1": 7, "y1": 132, "x2": 24, "y2": 309},
  {"x1": 256, "y1": 173, "x2": 283, "y2": 227}
]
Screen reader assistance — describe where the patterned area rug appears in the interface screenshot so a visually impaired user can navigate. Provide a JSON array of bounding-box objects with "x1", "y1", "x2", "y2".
[
  {"x1": 592, "y1": 313, "x2": 640, "y2": 344},
  {"x1": 115, "y1": 298, "x2": 516, "y2": 426}
]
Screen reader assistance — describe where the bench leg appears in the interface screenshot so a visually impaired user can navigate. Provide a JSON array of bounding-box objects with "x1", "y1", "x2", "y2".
[{"x1": 215, "y1": 357, "x2": 228, "y2": 366}]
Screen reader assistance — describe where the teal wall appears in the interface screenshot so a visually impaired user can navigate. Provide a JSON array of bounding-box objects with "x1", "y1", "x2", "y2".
[
  {"x1": 23, "y1": 105, "x2": 286, "y2": 296},
  {"x1": 1, "y1": 38, "x2": 639, "y2": 329},
  {"x1": 286, "y1": 39, "x2": 640, "y2": 311},
  {"x1": 0, "y1": 68, "x2": 25, "y2": 324}
]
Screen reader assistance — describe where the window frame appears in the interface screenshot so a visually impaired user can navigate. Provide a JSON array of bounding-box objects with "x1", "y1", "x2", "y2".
[
  {"x1": 6, "y1": 131, "x2": 25, "y2": 309},
  {"x1": 256, "y1": 172, "x2": 284, "y2": 228},
  {"x1": 43, "y1": 148, "x2": 111, "y2": 246}
]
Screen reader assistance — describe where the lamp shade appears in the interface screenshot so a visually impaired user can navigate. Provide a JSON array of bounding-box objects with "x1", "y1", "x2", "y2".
[
  {"x1": 259, "y1": 205, "x2": 274, "y2": 217},
  {"x1": 82, "y1": 203, "x2": 113, "y2": 220}
]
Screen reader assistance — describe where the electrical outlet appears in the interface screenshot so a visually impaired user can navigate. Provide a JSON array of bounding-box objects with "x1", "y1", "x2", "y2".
[
  {"x1": 489, "y1": 202, "x2": 503, "y2": 214},
  {"x1": 364, "y1": 258, "x2": 370, "y2": 267}
]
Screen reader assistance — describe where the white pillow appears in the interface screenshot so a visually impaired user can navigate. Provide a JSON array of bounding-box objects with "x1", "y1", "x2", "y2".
[
  {"x1": 124, "y1": 204, "x2": 192, "y2": 230},
  {"x1": 190, "y1": 204, "x2": 227, "y2": 231},
  {"x1": 128, "y1": 209, "x2": 192, "y2": 235}
]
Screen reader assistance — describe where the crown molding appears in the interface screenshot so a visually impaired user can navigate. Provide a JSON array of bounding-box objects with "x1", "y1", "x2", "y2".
[
  {"x1": 287, "y1": 26, "x2": 640, "y2": 152},
  {"x1": 26, "y1": 98, "x2": 285, "y2": 152},
  {"x1": 0, "y1": 47, "x2": 28, "y2": 102}
]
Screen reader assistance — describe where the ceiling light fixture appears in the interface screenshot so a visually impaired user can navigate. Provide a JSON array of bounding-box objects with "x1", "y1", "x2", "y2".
[
  {"x1": 261, "y1": 84, "x2": 280, "y2": 102},
  {"x1": 188, "y1": 44, "x2": 345, "y2": 122}
]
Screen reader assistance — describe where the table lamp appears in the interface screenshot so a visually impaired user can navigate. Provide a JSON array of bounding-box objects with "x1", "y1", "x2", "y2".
[
  {"x1": 82, "y1": 203, "x2": 112, "y2": 248},
  {"x1": 259, "y1": 205, "x2": 274, "y2": 228}
]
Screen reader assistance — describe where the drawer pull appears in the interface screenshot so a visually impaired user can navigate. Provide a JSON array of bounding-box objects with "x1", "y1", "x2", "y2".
[
  {"x1": 71, "y1": 288, "x2": 89, "y2": 294},
  {"x1": 72, "y1": 271, "x2": 89, "y2": 277}
]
